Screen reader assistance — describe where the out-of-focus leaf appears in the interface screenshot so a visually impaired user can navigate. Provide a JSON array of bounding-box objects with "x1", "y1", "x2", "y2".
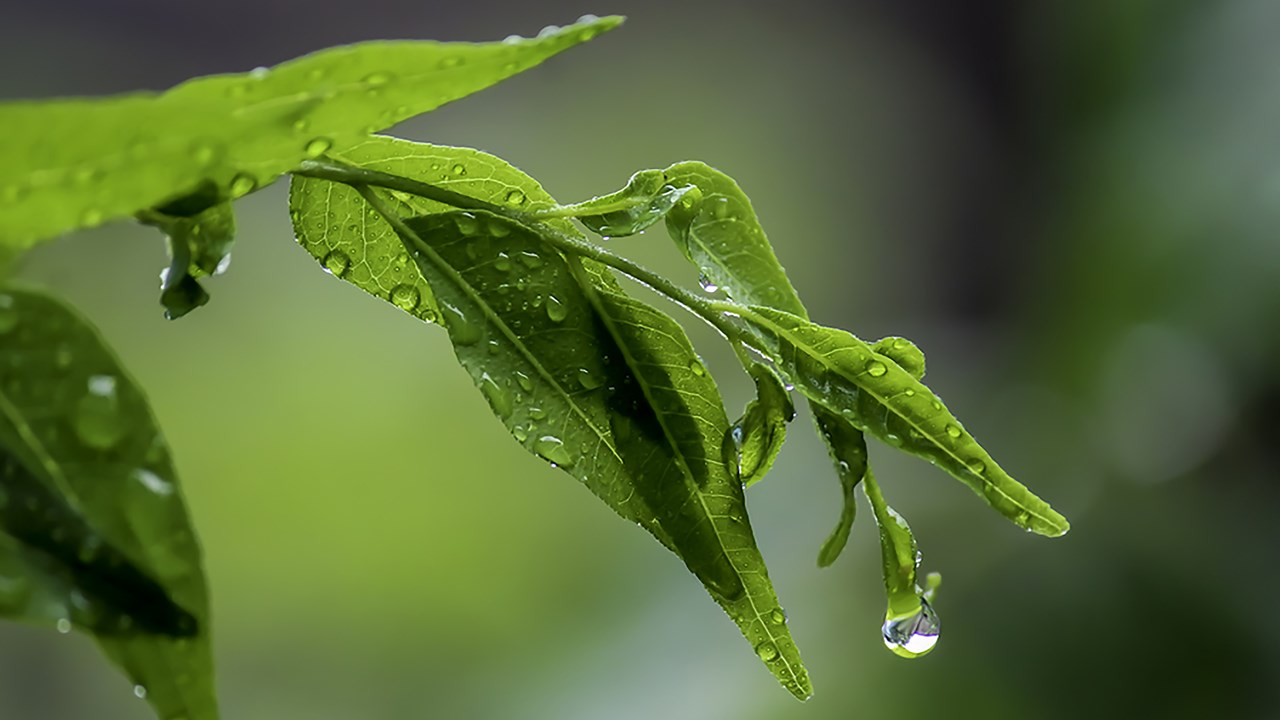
[
  {"x1": 741, "y1": 305, "x2": 1071, "y2": 537},
  {"x1": 0, "y1": 15, "x2": 622, "y2": 248},
  {"x1": 660, "y1": 161, "x2": 867, "y2": 562},
  {"x1": 861, "y1": 468, "x2": 940, "y2": 658},
  {"x1": 0, "y1": 288, "x2": 215, "y2": 720},
  {"x1": 536, "y1": 169, "x2": 696, "y2": 237},
  {"x1": 576, "y1": 271, "x2": 811, "y2": 699},
  {"x1": 137, "y1": 189, "x2": 236, "y2": 320}
]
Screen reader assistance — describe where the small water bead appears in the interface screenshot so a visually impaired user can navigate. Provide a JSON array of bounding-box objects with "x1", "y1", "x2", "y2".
[
  {"x1": 515, "y1": 372, "x2": 534, "y2": 392},
  {"x1": 454, "y1": 213, "x2": 479, "y2": 234},
  {"x1": 438, "y1": 55, "x2": 465, "y2": 69},
  {"x1": 865, "y1": 360, "x2": 888, "y2": 377},
  {"x1": 881, "y1": 599, "x2": 940, "y2": 658},
  {"x1": 487, "y1": 340, "x2": 500, "y2": 356},
  {"x1": 967, "y1": 459, "x2": 986, "y2": 475},
  {"x1": 229, "y1": 172, "x2": 257, "y2": 198},
  {"x1": 505, "y1": 190, "x2": 526, "y2": 206},
  {"x1": 494, "y1": 252, "x2": 513, "y2": 271},
  {"x1": 903, "y1": 389, "x2": 916, "y2": 397},
  {"x1": 537, "y1": 25, "x2": 561, "y2": 38},
  {"x1": 512, "y1": 425, "x2": 529, "y2": 442},
  {"x1": 698, "y1": 273, "x2": 719, "y2": 293},
  {"x1": 54, "y1": 344, "x2": 73, "y2": 370},
  {"x1": 534, "y1": 436, "x2": 574, "y2": 467},
  {"x1": 74, "y1": 375, "x2": 126, "y2": 450},
  {"x1": 754, "y1": 641, "x2": 779, "y2": 662},
  {"x1": 56, "y1": 618, "x2": 72, "y2": 634},
  {"x1": 529, "y1": 407, "x2": 547, "y2": 421},
  {"x1": 321, "y1": 250, "x2": 351, "y2": 277},
  {"x1": 479, "y1": 373, "x2": 512, "y2": 419},
  {"x1": 451, "y1": 163, "x2": 467, "y2": 177},
  {"x1": 545, "y1": 295, "x2": 567, "y2": 323},
  {"x1": 769, "y1": 608, "x2": 787, "y2": 625},
  {"x1": 689, "y1": 360, "x2": 706, "y2": 377},
  {"x1": 944, "y1": 424, "x2": 962, "y2": 439},
  {"x1": 577, "y1": 368, "x2": 603, "y2": 390},
  {"x1": 304, "y1": 137, "x2": 333, "y2": 158},
  {"x1": 363, "y1": 71, "x2": 393, "y2": 86},
  {"x1": 133, "y1": 685, "x2": 147, "y2": 699},
  {"x1": 389, "y1": 284, "x2": 420, "y2": 311},
  {"x1": 517, "y1": 251, "x2": 543, "y2": 268},
  {"x1": 441, "y1": 302, "x2": 482, "y2": 345}
]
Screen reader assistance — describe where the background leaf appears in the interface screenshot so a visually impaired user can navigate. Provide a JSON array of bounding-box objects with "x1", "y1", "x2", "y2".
[
  {"x1": 742, "y1": 305, "x2": 1070, "y2": 538},
  {"x1": 0, "y1": 287, "x2": 216, "y2": 720},
  {"x1": 0, "y1": 15, "x2": 622, "y2": 248}
]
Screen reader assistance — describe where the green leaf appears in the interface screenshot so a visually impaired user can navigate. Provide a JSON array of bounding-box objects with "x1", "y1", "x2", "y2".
[
  {"x1": 0, "y1": 15, "x2": 622, "y2": 248},
  {"x1": 0, "y1": 288, "x2": 216, "y2": 720},
  {"x1": 573, "y1": 265, "x2": 811, "y2": 699},
  {"x1": 872, "y1": 336, "x2": 926, "y2": 380},
  {"x1": 741, "y1": 305, "x2": 1071, "y2": 538},
  {"x1": 137, "y1": 192, "x2": 236, "y2": 319},
  {"x1": 861, "y1": 468, "x2": 940, "y2": 658},
  {"x1": 727, "y1": 363, "x2": 794, "y2": 487},
  {"x1": 813, "y1": 410, "x2": 866, "y2": 567},
  {"x1": 535, "y1": 169, "x2": 697, "y2": 238},
  {"x1": 659, "y1": 161, "x2": 868, "y2": 562}
]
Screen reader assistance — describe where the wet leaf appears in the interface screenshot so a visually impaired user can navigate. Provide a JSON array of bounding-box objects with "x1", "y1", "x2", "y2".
[
  {"x1": 741, "y1": 305, "x2": 1070, "y2": 537},
  {"x1": 137, "y1": 190, "x2": 236, "y2": 319},
  {"x1": 536, "y1": 169, "x2": 696, "y2": 237},
  {"x1": 728, "y1": 363, "x2": 794, "y2": 487},
  {"x1": 0, "y1": 15, "x2": 622, "y2": 248},
  {"x1": 0, "y1": 288, "x2": 215, "y2": 720}
]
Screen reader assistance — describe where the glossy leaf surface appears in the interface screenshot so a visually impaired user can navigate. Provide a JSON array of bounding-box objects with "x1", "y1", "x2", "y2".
[
  {"x1": 0, "y1": 16, "x2": 621, "y2": 248},
  {"x1": 0, "y1": 288, "x2": 215, "y2": 720},
  {"x1": 741, "y1": 305, "x2": 1070, "y2": 537},
  {"x1": 537, "y1": 169, "x2": 696, "y2": 238}
]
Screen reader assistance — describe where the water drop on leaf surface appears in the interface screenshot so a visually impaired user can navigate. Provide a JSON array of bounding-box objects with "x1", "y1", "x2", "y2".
[
  {"x1": 534, "y1": 436, "x2": 574, "y2": 467},
  {"x1": 321, "y1": 250, "x2": 351, "y2": 277}
]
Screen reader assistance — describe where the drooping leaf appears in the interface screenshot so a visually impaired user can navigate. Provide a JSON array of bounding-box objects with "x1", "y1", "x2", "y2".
[
  {"x1": 0, "y1": 15, "x2": 622, "y2": 248},
  {"x1": 740, "y1": 305, "x2": 1071, "y2": 538},
  {"x1": 873, "y1": 335, "x2": 926, "y2": 380},
  {"x1": 727, "y1": 362, "x2": 794, "y2": 487},
  {"x1": 660, "y1": 161, "x2": 868, "y2": 562},
  {"x1": 137, "y1": 191, "x2": 236, "y2": 319},
  {"x1": 572, "y1": 265, "x2": 811, "y2": 699},
  {"x1": 861, "y1": 468, "x2": 940, "y2": 658},
  {"x1": 0, "y1": 288, "x2": 215, "y2": 720},
  {"x1": 535, "y1": 169, "x2": 697, "y2": 238}
]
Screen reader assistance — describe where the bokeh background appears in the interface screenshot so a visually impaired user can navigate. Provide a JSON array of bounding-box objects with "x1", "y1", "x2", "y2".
[{"x1": 3, "y1": 0, "x2": 1279, "y2": 718}]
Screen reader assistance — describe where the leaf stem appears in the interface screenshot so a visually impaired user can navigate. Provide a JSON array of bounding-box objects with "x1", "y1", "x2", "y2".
[{"x1": 291, "y1": 158, "x2": 747, "y2": 342}]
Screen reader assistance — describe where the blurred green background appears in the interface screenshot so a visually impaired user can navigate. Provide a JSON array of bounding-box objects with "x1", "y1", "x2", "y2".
[{"x1": 3, "y1": 1, "x2": 1279, "y2": 718}]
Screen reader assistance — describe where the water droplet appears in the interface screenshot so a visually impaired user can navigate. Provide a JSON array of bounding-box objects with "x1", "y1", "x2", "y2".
[
  {"x1": 770, "y1": 608, "x2": 787, "y2": 625},
  {"x1": 56, "y1": 618, "x2": 72, "y2": 634},
  {"x1": 515, "y1": 372, "x2": 533, "y2": 392},
  {"x1": 390, "y1": 284, "x2": 420, "y2": 311},
  {"x1": 944, "y1": 424, "x2": 962, "y2": 439},
  {"x1": 754, "y1": 641, "x2": 779, "y2": 662},
  {"x1": 967, "y1": 459, "x2": 986, "y2": 474},
  {"x1": 441, "y1": 301, "x2": 482, "y2": 345},
  {"x1": 866, "y1": 360, "x2": 888, "y2": 377},
  {"x1": 451, "y1": 163, "x2": 467, "y2": 176},
  {"x1": 517, "y1": 251, "x2": 543, "y2": 268},
  {"x1": 882, "y1": 599, "x2": 940, "y2": 658},
  {"x1": 321, "y1": 250, "x2": 351, "y2": 277},
  {"x1": 292, "y1": 118, "x2": 311, "y2": 133},
  {"x1": 577, "y1": 368, "x2": 603, "y2": 390},
  {"x1": 931, "y1": 400, "x2": 943, "y2": 411},
  {"x1": 74, "y1": 375, "x2": 126, "y2": 450},
  {"x1": 133, "y1": 685, "x2": 147, "y2": 699},
  {"x1": 363, "y1": 72, "x2": 393, "y2": 86},
  {"x1": 537, "y1": 24, "x2": 561, "y2": 38},
  {"x1": 454, "y1": 213, "x2": 479, "y2": 234},
  {"x1": 534, "y1": 436, "x2": 574, "y2": 467},
  {"x1": 229, "y1": 172, "x2": 257, "y2": 198},
  {"x1": 505, "y1": 189, "x2": 526, "y2": 206},
  {"x1": 529, "y1": 407, "x2": 547, "y2": 420},
  {"x1": 304, "y1": 137, "x2": 332, "y2": 157},
  {"x1": 709, "y1": 197, "x2": 732, "y2": 219},
  {"x1": 494, "y1": 252, "x2": 513, "y2": 271},
  {"x1": 689, "y1": 360, "x2": 706, "y2": 377},
  {"x1": 479, "y1": 372, "x2": 513, "y2": 419},
  {"x1": 546, "y1": 295, "x2": 567, "y2": 323},
  {"x1": 503, "y1": 34, "x2": 523, "y2": 44},
  {"x1": 697, "y1": 273, "x2": 719, "y2": 293},
  {"x1": 512, "y1": 425, "x2": 528, "y2": 442}
]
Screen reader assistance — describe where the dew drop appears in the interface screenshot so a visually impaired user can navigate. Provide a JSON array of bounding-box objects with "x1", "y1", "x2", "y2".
[
  {"x1": 534, "y1": 436, "x2": 574, "y2": 467},
  {"x1": 494, "y1": 252, "x2": 513, "y2": 272},
  {"x1": 689, "y1": 360, "x2": 706, "y2": 376},
  {"x1": 754, "y1": 641, "x2": 779, "y2": 662},
  {"x1": 133, "y1": 685, "x2": 147, "y2": 699},
  {"x1": 577, "y1": 368, "x2": 604, "y2": 390},
  {"x1": 515, "y1": 372, "x2": 534, "y2": 392},
  {"x1": 967, "y1": 459, "x2": 986, "y2": 475},
  {"x1": 304, "y1": 137, "x2": 333, "y2": 158},
  {"x1": 505, "y1": 189, "x2": 526, "y2": 206},
  {"x1": 363, "y1": 72, "x2": 393, "y2": 86},
  {"x1": 451, "y1": 163, "x2": 467, "y2": 176},
  {"x1": 74, "y1": 375, "x2": 126, "y2": 450},
  {"x1": 229, "y1": 172, "x2": 257, "y2": 198},
  {"x1": 517, "y1": 251, "x2": 543, "y2": 268},
  {"x1": 479, "y1": 372, "x2": 513, "y2": 419},
  {"x1": 56, "y1": 618, "x2": 72, "y2": 634},
  {"x1": 882, "y1": 599, "x2": 940, "y2": 658},
  {"x1": 866, "y1": 360, "x2": 888, "y2": 377},
  {"x1": 545, "y1": 295, "x2": 568, "y2": 323},
  {"x1": 488, "y1": 219, "x2": 511, "y2": 238},
  {"x1": 529, "y1": 407, "x2": 547, "y2": 421},
  {"x1": 454, "y1": 213, "x2": 479, "y2": 234},
  {"x1": 389, "y1": 284, "x2": 420, "y2": 311},
  {"x1": 769, "y1": 608, "x2": 787, "y2": 625},
  {"x1": 321, "y1": 250, "x2": 351, "y2": 277},
  {"x1": 441, "y1": 301, "x2": 482, "y2": 345},
  {"x1": 192, "y1": 144, "x2": 217, "y2": 166},
  {"x1": 512, "y1": 425, "x2": 529, "y2": 443},
  {"x1": 944, "y1": 424, "x2": 962, "y2": 439},
  {"x1": 537, "y1": 24, "x2": 561, "y2": 38}
]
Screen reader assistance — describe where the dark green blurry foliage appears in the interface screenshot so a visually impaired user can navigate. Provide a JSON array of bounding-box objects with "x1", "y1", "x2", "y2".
[{"x1": 0, "y1": 14, "x2": 1069, "y2": 719}]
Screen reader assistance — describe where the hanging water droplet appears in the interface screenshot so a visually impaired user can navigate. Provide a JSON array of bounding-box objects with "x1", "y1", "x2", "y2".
[
  {"x1": 229, "y1": 172, "x2": 257, "y2": 198},
  {"x1": 321, "y1": 250, "x2": 351, "y2": 277},
  {"x1": 390, "y1": 284, "x2": 420, "y2": 311},
  {"x1": 754, "y1": 641, "x2": 779, "y2": 662},
  {"x1": 441, "y1": 301, "x2": 482, "y2": 345},
  {"x1": 882, "y1": 599, "x2": 940, "y2": 658},
  {"x1": 534, "y1": 436, "x2": 574, "y2": 467},
  {"x1": 479, "y1": 372, "x2": 513, "y2": 419},
  {"x1": 545, "y1": 295, "x2": 567, "y2": 323},
  {"x1": 689, "y1": 360, "x2": 706, "y2": 377},
  {"x1": 74, "y1": 375, "x2": 126, "y2": 450},
  {"x1": 698, "y1": 273, "x2": 719, "y2": 293},
  {"x1": 304, "y1": 137, "x2": 333, "y2": 158},
  {"x1": 133, "y1": 685, "x2": 147, "y2": 699},
  {"x1": 505, "y1": 189, "x2": 526, "y2": 206},
  {"x1": 866, "y1": 360, "x2": 888, "y2": 377}
]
